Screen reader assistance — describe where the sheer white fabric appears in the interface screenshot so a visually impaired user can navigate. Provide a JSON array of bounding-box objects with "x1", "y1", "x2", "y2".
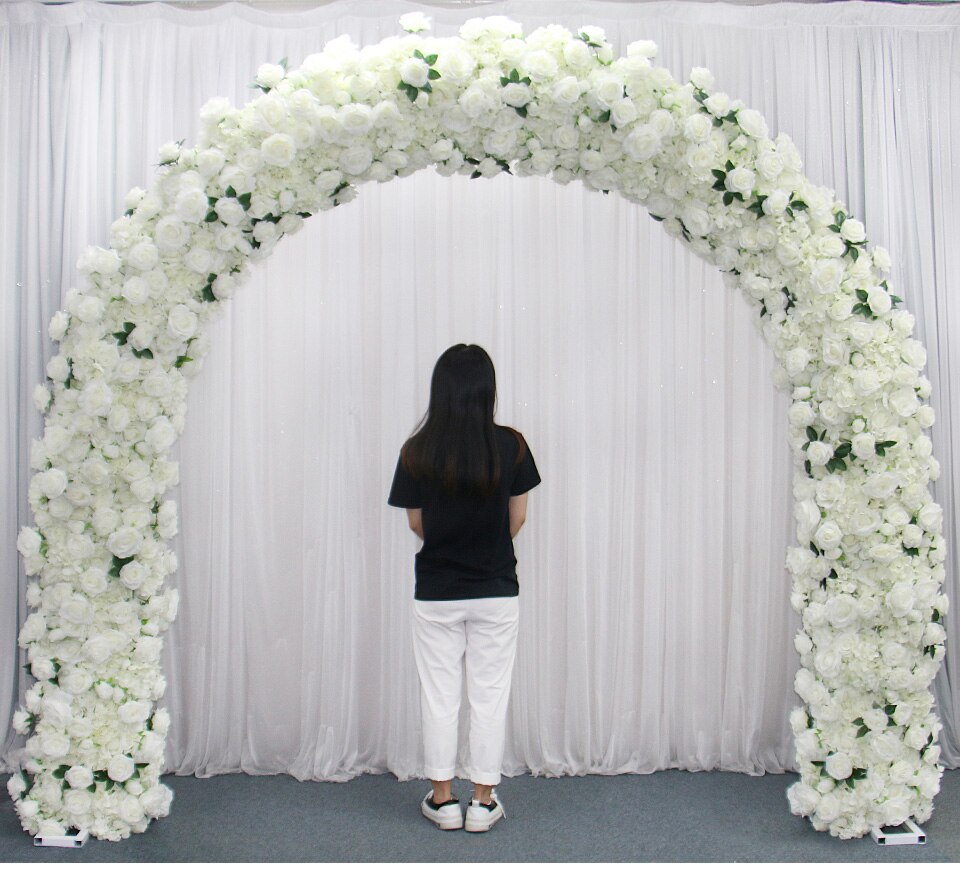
[{"x1": 2, "y1": 1, "x2": 958, "y2": 780}]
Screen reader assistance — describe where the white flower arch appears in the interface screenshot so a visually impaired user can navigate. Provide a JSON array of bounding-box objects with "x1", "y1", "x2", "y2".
[{"x1": 10, "y1": 15, "x2": 948, "y2": 841}]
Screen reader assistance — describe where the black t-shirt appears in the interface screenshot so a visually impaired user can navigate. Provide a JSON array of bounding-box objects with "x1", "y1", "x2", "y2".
[{"x1": 388, "y1": 425, "x2": 541, "y2": 601}]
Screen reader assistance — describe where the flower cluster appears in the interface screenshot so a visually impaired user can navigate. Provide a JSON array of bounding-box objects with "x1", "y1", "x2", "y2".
[{"x1": 13, "y1": 15, "x2": 945, "y2": 840}]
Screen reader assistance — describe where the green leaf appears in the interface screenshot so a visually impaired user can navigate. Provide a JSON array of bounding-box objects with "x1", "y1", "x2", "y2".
[
  {"x1": 834, "y1": 442, "x2": 852, "y2": 459},
  {"x1": 201, "y1": 285, "x2": 217, "y2": 303},
  {"x1": 804, "y1": 459, "x2": 812, "y2": 477},
  {"x1": 849, "y1": 246, "x2": 859, "y2": 262},
  {"x1": 413, "y1": 49, "x2": 425, "y2": 60},
  {"x1": 53, "y1": 764, "x2": 69, "y2": 779},
  {"x1": 425, "y1": 53, "x2": 438, "y2": 65},
  {"x1": 790, "y1": 199, "x2": 808, "y2": 211},
  {"x1": 722, "y1": 191, "x2": 735, "y2": 206},
  {"x1": 421, "y1": 81, "x2": 432, "y2": 93},
  {"x1": 725, "y1": 160, "x2": 735, "y2": 171},
  {"x1": 856, "y1": 725, "x2": 869, "y2": 738},
  {"x1": 109, "y1": 555, "x2": 136, "y2": 578},
  {"x1": 225, "y1": 185, "x2": 237, "y2": 199},
  {"x1": 597, "y1": 110, "x2": 611, "y2": 124},
  {"x1": 514, "y1": 105, "x2": 528, "y2": 118},
  {"x1": 124, "y1": 208, "x2": 134, "y2": 217},
  {"x1": 649, "y1": 214, "x2": 664, "y2": 222},
  {"x1": 809, "y1": 541, "x2": 820, "y2": 556},
  {"x1": 174, "y1": 356, "x2": 193, "y2": 369},
  {"x1": 428, "y1": 68, "x2": 441, "y2": 80},
  {"x1": 826, "y1": 457, "x2": 847, "y2": 473},
  {"x1": 500, "y1": 76, "x2": 510, "y2": 87},
  {"x1": 933, "y1": 609, "x2": 941, "y2": 623},
  {"x1": 132, "y1": 347, "x2": 154, "y2": 360},
  {"x1": 87, "y1": 783, "x2": 98, "y2": 793},
  {"x1": 238, "y1": 192, "x2": 252, "y2": 210},
  {"x1": 903, "y1": 546, "x2": 920, "y2": 557},
  {"x1": 856, "y1": 289, "x2": 869, "y2": 302},
  {"x1": 805, "y1": 426, "x2": 818, "y2": 442},
  {"x1": 204, "y1": 210, "x2": 218, "y2": 222}
]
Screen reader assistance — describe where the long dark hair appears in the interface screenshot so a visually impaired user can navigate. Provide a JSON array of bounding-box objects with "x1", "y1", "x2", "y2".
[{"x1": 401, "y1": 344, "x2": 501, "y2": 497}]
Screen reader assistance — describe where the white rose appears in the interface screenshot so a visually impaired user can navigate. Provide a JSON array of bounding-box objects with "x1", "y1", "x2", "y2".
[
  {"x1": 864, "y1": 472, "x2": 899, "y2": 499},
  {"x1": 851, "y1": 432, "x2": 875, "y2": 459},
  {"x1": 824, "y1": 752, "x2": 853, "y2": 781},
  {"x1": 167, "y1": 304, "x2": 198, "y2": 341},
  {"x1": 813, "y1": 520, "x2": 842, "y2": 551},
  {"x1": 501, "y1": 82, "x2": 531, "y2": 108},
  {"x1": 79, "y1": 379, "x2": 113, "y2": 417},
  {"x1": 35, "y1": 467, "x2": 68, "y2": 499},
  {"x1": 107, "y1": 526, "x2": 143, "y2": 559},
  {"x1": 810, "y1": 259, "x2": 843, "y2": 294},
  {"x1": 214, "y1": 197, "x2": 246, "y2": 226},
  {"x1": 853, "y1": 370, "x2": 881, "y2": 397},
  {"x1": 886, "y1": 582, "x2": 916, "y2": 617},
  {"x1": 815, "y1": 792, "x2": 841, "y2": 823},
  {"x1": 756, "y1": 151, "x2": 784, "y2": 182},
  {"x1": 339, "y1": 145, "x2": 373, "y2": 177},
  {"x1": 154, "y1": 216, "x2": 189, "y2": 252},
  {"x1": 806, "y1": 441, "x2": 833, "y2": 467},
  {"x1": 552, "y1": 76, "x2": 583, "y2": 105},
  {"x1": 399, "y1": 57, "x2": 429, "y2": 88},
  {"x1": 127, "y1": 241, "x2": 159, "y2": 271},
  {"x1": 121, "y1": 276, "x2": 151, "y2": 305},
  {"x1": 255, "y1": 63, "x2": 284, "y2": 90},
  {"x1": 73, "y1": 294, "x2": 105, "y2": 324},
  {"x1": 62, "y1": 789, "x2": 93, "y2": 817},
  {"x1": 397, "y1": 10, "x2": 430, "y2": 31},
  {"x1": 39, "y1": 730, "x2": 71, "y2": 758},
  {"x1": 553, "y1": 125, "x2": 580, "y2": 151},
  {"x1": 119, "y1": 560, "x2": 149, "y2": 591},
  {"x1": 683, "y1": 114, "x2": 713, "y2": 142},
  {"x1": 623, "y1": 124, "x2": 660, "y2": 162},
  {"x1": 48, "y1": 310, "x2": 69, "y2": 341},
  {"x1": 736, "y1": 108, "x2": 768, "y2": 139},
  {"x1": 436, "y1": 48, "x2": 474, "y2": 83},
  {"x1": 118, "y1": 700, "x2": 152, "y2": 725},
  {"x1": 60, "y1": 594, "x2": 95, "y2": 626},
  {"x1": 818, "y1": 235, "x2": 847, "y2": 259},
  {"x1": 825, "y1": 593, "x2": 859, "y2": 629},
  {"x1": 703, "y1": 92, "x2": 730, "y2": 117},
  {"x1": 17, "y1": 527, "x2": 42, "y2": 558},
  {"x1": 140, "y1": 784, "x2": 173, "y2": 817},
  {"x1": 65, "y1": 766, "x2": 94, "y2": 790},
  {"x1": 107, "y1": 756, "x2": 136, "y2": 784},
  {"x1": 867, "y1": 287, "x2": 891, "y2": 316},
  {"x1": 888, "y1": 387, "x2": 920, "y2": 418},
  {"x1": 524, "y1": 49, "x2": 558, "y2": 82},
  {"x1": 916, "y1": 502, "x2": 942, "y2": 533},
  {"x1": 175, "y1": 188, "x2": 209, "y2": 224},
  {"x1": 840, "y1": 218, "x2": 866, "y2": 243},
  {"x1": 689, "y1": 67, "x2": 715, "y2": 91},
  {"x1": 261, "y1": 133, "x2": 296, "y2": 168},
  {"x1": 562, "y1": 39, "x2": 593, "y2": 68}
]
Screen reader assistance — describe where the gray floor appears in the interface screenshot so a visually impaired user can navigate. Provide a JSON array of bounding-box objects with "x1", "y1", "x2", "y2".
[{"x1": 1, "y1": 769, "x2": 957, "y2": 863}]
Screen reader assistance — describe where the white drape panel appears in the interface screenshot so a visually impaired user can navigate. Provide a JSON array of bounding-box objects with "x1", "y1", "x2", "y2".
[{"x1": 3, "y1": 0, "x2": 958, "y2": 780}]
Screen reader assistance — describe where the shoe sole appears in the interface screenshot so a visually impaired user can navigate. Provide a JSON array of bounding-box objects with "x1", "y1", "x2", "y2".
[
  {"x1": 464, "y1": 815, "x2": 503, "y2": 833},
  {"x1": 422, "y1": 809, "x2": 463, "y2": 830}
]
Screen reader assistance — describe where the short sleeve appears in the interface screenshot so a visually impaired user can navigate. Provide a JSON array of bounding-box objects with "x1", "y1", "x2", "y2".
[
  {"x1": 388, "y1": 455, "x2": 423, "y2": 508},
  {"x1": 510, "y1": 436, "x2": 541, "y2": 496}
]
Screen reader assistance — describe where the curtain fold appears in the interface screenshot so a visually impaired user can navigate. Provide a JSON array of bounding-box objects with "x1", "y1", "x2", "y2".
[{"x1": 3, "y1": 0, "x2": 958, "y2": 780}]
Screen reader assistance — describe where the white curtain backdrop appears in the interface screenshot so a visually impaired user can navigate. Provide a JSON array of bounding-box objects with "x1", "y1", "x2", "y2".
[{"x1": 3, "y1": 0, "x2": 959, "y2": 782}]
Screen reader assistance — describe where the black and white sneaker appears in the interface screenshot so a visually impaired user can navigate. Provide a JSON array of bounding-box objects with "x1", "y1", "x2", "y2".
[
  {"x1": 421, "y1": 791, "x2": 463, "y2": 830},
  {"x1": 464, "y1": 791, "x2": 505, "y2": 833}
]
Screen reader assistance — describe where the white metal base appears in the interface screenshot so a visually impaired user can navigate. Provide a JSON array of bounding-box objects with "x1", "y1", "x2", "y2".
[
  {"x1": 870, "y1": 819, "x2": 926, "y2": 846},
  {"x1": 34, "y1": 829, "x2": 88, "y2": 849}
]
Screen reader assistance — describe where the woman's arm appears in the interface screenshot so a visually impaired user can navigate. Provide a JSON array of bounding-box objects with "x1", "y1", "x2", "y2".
[
  {"x1": 406, "y1": 508, "x2": 424, "y2": 539},
  {"x1": 508, "y1": 493, "x2": 528, "y2": 538}
]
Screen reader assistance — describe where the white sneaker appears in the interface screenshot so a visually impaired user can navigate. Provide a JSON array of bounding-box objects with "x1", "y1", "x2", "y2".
[
  {"x1": 464, "y1": 791, "x2": 506, "y2": 833},
  {"x1": 421, "y1": 791, "x2": 463, "y2": 830}
]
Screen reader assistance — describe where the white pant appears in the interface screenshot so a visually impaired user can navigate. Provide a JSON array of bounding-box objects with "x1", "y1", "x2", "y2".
[{"x1": 412, "y1": 597, "x2": 520, "y2": 786}]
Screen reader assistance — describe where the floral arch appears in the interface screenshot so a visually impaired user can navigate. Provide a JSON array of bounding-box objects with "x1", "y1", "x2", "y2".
[{"x1": 10, "y1": 13, "x2": 948, "y2": 842}]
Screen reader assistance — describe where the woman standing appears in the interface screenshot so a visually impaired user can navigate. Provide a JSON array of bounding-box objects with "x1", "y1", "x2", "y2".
[{"x1": 388, "y1": 344, "x2": 540, "y2": 833}]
